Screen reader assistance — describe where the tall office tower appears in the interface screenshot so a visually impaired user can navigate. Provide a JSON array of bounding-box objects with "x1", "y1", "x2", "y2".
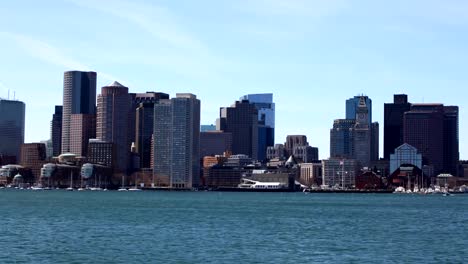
[
  {"x1": 153, "y1": 94, "x2": 200, "y2": 188},
  {"x1": 97, "y1": 81, "x2": 134, "y2": 173},
  {"x1": 239, "y1": 94, "x2": 275, "y2": 161},
  {"x1": 404, "y1": 104, "x2": 459, "y2": 175},
  {"x1": 330, "y1": 119, "x2": 355, "y2": 159},
  {"x1": 51, "y1": 105, "x2": 63, "y2": 157},
  {"x1": 135, "y1": 92, "x2": 169, "y2": 169},
  {"x1": 384, "y1": 94, "x2": 411, "y2": 159},
  {"x1": 285, "y1": 135, "x2": 308, "y2": 157},
  {"x1": 371, "y1": 122, "x2": 379, "y2": 162},
  {"x1": 69, "y1": 114, "x2": 96, "y2": 156},
  {"x1": 346, "y1": 95, "x2": 372, "y2": 125},
  {"x1": 352, "y1": 97, "x2": 372, "y2": 167},
  {"x1": 61, "y1": 71, "x2": 97, "y2": 154},
  {"x1": 346, "y1": 95, "x2": 379, "y2": 161},
  {"x1": 443, "y1": 106, "x2": 459, "y2": 176},
  {"x1": 0, "y1": 98, "x2": 25, "y2": 162},
  {"x1": 218, "y1": 100, "x2": 258, "y2": 160}
]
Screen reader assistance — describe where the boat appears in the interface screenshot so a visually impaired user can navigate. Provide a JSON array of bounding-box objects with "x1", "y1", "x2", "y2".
[
  {"x1": 128, "y1": 175, "x2": 141, "y2": 191},
  {"x1": 393, "y1": 186, "x2": 405, "y2": 193},
  {"x1": 31, "y1": 186, "x2": 44, "y2": 191},
  {"x1": 118, "y1": 175, "x2": 127, "y2": 191},
  {"x1": 67, "y1": 171, "x2": 74, "y2": 191}
]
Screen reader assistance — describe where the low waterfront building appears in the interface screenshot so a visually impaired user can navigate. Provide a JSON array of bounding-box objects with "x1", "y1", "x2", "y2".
[
  {"x1": 300, "y1": 162, "x2": 322, "y2": 187},
  {"x1": 204, "y1": 165, "x2": 244, "y2": 188},
  {"x1": 322, "y1": 159, "x2": 360, "y2": 188},
  {"x1": 390, "y1": 143, "x2": 422, "y2": 175},
  {"x1": 355, "y1": 171, "x2": 385, "y2": 190}
]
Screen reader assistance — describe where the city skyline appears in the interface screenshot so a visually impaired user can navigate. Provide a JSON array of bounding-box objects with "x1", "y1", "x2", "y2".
[{"x1": 0, "y1": 0, "x2": 467, "y2": 159}]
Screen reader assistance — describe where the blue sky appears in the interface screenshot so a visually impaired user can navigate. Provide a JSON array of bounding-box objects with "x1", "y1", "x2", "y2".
[{"x1": 0, "y1": 0, "x2": 467, "y2": 159}]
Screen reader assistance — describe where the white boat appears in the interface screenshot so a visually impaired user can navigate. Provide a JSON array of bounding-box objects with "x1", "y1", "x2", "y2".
[
  {"x1": 77, "y1": 188, "x2": 86, "y2": 191},
  {"x1": 393, "y1": 186, "x2": 406, "y2": 193},
  {"x1": 118, "y1": 175, "x2": 127, "y2": 191},
  {"x1": 128, "y1": 188, "x2": 142, "y2": 192},
  {"x1": 66, "y1": 187, "x2": 74, "y2": 191},
  {"x1": 31, "y1": 186, "x2": 44, "y2": 191}
]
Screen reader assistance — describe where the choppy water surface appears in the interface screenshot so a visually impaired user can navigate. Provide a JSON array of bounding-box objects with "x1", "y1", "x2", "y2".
[{"x1": 0, "y1": 190, "x2": 466, "y2": 263}]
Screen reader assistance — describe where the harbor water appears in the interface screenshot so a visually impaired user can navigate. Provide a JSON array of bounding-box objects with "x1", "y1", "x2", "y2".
[{"x1": 0, "y1": 190, "x2": 466, "y2": 263}]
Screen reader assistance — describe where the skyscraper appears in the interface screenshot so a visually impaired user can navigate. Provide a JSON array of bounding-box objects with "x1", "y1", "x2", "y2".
[
  {"x1": 97, "y1": 81, "x2": 133, "y2": 173},
  {"x1": 346, "y1": 95, "x2": 372, "y2": 125},
  {"x1": 330, "y1": 119, "x2": 355, "y2": 159},
  {"x1": 384, "y1": 94, "x2": 411, "y2": 159},
  {"x1": 239, "y1": 93, "x2": 275, "y2": 161},
  {"x1": 51, "y1": 105, "x2": 63, "y2": 157},
  {"x1": 352, "y1": 97, "x2": 372, "y2": 167},
  {"x1": 61, "y1": 71, "x2": 97, "y2": 154},
  {"x1": 218, "y1": 100, "x2": 258, "y2": 160},
  {"x1": 404, "y1": 104, "x2": 459, "y2": 175},
  {"x1": 345, "y1": 95, "x2": 379, "y2": 161},
  {"x1": 0, "y1": 98, "x2": 25, "y2": 162},
  {"x1": 153, "y1": 94, "x2": 200, "y2": 188},
  {"x1": 330, "y1": 96, "x2": 375, "y2": 166},
  {"x1": 135, "y1": 92, "x2": 169, "y2": 169},
  {"x1": 69, "y1": 114, "x2": 96, "y2": 156}
]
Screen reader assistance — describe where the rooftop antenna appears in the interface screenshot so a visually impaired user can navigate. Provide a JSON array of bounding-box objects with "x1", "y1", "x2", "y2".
[
  {"x1": 8, "y1": 89, "x2": 9, "y2": 100},
  {"x1": 13, "y1": 91, "x2": 15, "y2": 100}
]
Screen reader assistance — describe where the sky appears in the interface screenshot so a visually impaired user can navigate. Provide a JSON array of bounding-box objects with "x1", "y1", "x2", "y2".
[{"x1": 0, "y1": 0, "x2": 467, "y2": 159}]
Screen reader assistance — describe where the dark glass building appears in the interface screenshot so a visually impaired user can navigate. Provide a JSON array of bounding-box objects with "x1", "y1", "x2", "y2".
[
  {"x1": 239, "y1": 94, "x2": 275, "y2": 161},
  {"x1": 0, "y1": 99, "x2": 25, "y2": 162},
  {"x1": 51, "y1": 105, "x2": 63, "y2": 157},
  {"x1": 200, "y1": 131, "x2": 233, "y2": 158},
  {"x1": 61, "y1": 71, "x2": 97, "y2": 154},
  {"x1": 135, "y1": 92, "x2": 169, "y2": 169},
  {"x1": 218, "y1": 100, "x2": 258, "y2": 160},
  {"x1": 404, "y1": 104, "x2": 459, "y2": 175},
  {"x1": 384, "y1": 94, "x2": 411, "y2": 160}
]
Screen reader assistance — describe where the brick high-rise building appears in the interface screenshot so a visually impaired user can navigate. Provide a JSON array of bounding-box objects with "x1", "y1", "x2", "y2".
[
  {"x1": 97, "y1": 81, "x2": 134, "y2": 173},
  {"x1": 69, "y1": 114, "x2": 96, "y2": 156},
  {"x1": 61, "y1": 71, "x2": 96, "y2": 154},
  {"x1": 20, "y1": 143, "x2": 47, "y2": 182}
]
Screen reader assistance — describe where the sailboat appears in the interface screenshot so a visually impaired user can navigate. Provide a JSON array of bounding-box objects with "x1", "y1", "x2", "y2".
[
  {"x1": 66, "y1": 171, "x2": 74, "y2": 191},
  {"x1": 128, "y1": 174, "x2": 141, "y2": 192},
  {"x1": 118, "y1": 175, "x2": 128, "y2": 191}
]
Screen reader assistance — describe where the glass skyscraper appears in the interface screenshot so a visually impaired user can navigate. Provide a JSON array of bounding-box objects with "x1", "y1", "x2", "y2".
[
  {"x1": 239, "y1": 93, "x2": 275, "y2": 161},
  {"x1": 0, "y1": 98, "x2": 25, "y2": 162}
]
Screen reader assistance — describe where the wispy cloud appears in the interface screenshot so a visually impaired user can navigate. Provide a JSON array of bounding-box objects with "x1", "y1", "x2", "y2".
[
  {"x1": 66, "y1": 0, "x2": 208, "y2": 54},
  {"x1": 0, "y1": 32, "x2": 126, "y2": 84},
  {"x1": 239, "y1": 0, "x2": 347, "y2": 17}
]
